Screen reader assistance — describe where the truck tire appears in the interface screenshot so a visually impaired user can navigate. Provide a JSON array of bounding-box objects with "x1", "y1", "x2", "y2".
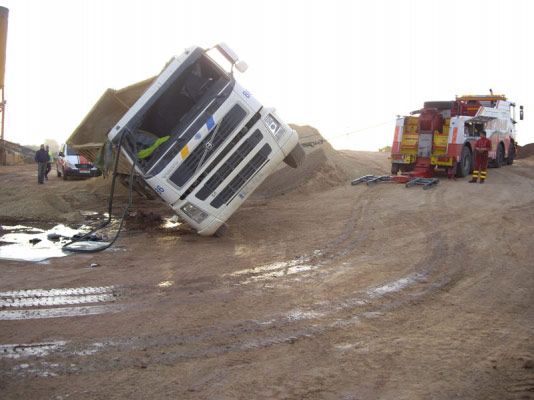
[
  {"x1": 283, "y1": 143, "x2": 305, "y2": 168},
  {"x1": 495, "y1": 143, "x2": 505, "y2": 168},
  {"x1": 456, "y1": 146, "x2": 472, "y2": 178},
  {"x1": 391, "y1": 163, "x2": 400, "y2": 175},
  {"x1": 506, "y1": 142, "x2": 516, "y2": 165}
]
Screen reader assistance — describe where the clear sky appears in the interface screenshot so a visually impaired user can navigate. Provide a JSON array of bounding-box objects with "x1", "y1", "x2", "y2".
[{"x1": 2, "y1": 0, "x2": 533, "y2": 150}]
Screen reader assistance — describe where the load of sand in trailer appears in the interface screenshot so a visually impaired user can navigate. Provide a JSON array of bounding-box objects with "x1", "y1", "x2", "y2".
[{"x1": 67, "y1": 76, "x2": 156, "y2": 175}]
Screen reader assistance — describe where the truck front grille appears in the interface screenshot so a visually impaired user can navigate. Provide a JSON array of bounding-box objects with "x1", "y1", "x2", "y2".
[
  {"x1": 169, "y1": 104, "x2": 246, "y2": 187},
  {"x1": 178, "y1": 111, "x2": 262, "y2": 201},
  {"x1": 210, "y1": 143, "x2": 272, "y2": 209},
  {"x1": 196, "y1": 130, "x2": 263, "y2": 201}
]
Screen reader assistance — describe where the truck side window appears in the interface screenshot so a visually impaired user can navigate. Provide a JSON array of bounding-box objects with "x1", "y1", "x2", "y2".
[{"x1": 465, "y1": 124, "x2": 472, "y2": 136}]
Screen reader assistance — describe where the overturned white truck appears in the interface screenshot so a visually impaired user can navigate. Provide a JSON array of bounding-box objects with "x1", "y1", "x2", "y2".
[{"x1": 70, "y1": 44, "x2": 304, "y2": 236}]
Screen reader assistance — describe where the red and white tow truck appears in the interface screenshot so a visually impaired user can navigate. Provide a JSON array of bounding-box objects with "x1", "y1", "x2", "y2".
[{"x1": 390, "y1": 93, "x2": 523, "y2": 178}]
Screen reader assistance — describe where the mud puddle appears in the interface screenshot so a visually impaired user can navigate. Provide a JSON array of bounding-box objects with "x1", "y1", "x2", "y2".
[
  {"x1": 0, "y1": 213, "x2": 188, "y2": 263},
  {"x1": 0, "y1": 222, "x2": 114, "y2": 262},
  {"x1": 0, "y1": 224, "x2": 91, "y2": 262}
]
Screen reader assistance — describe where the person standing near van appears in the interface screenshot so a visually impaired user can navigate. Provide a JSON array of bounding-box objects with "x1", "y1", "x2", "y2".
[{"x1": 34, "y1": 144, "x2": 49, "y2": 184}]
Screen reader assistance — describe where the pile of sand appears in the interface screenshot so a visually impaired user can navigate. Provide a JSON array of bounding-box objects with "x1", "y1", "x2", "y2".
[
  {"x1": 517, "y1": 143, "x2": 534, "y2": 159},
  {"x1": 254, "y1": 124, "x2": 389, "y2": 198}
]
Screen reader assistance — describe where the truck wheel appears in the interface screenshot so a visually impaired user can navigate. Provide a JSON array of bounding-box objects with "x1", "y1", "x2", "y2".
[
  {"x1": 283, "y1": 143, "x2": 305, "y2": 168},
  {"x1": 456, "y1": 146, "x2": 472, "y2": 178},
  {"x1": 495, "y1": 143, "x2": 505, "y2": 168},
  {"x1": 391, "y1": 163, "x2": 400, "y2": 175},
  {"x1": 506, "y1": 142, "x2": 515, "y2": 165}
]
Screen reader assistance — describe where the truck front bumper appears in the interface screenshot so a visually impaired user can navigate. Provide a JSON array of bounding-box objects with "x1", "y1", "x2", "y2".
[{"x1": 65, "y1": 168, "x2": 102, "y2": 177}]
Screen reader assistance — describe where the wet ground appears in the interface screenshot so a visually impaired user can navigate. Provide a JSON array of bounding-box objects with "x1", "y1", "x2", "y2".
[
  {"x1": 0, "y1": 213, "x2": 186, "y2": 263},
  {"x1": 0, "y1": 224, "x2": 90, "y2": 262},
  {"x1": 1, "y1": 159, "x2": 534, "y2": 399}
]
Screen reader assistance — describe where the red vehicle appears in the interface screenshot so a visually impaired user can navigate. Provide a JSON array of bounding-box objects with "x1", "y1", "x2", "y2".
[{"x1": 390, "y1": 93, "x2": 523, "y2": 177}]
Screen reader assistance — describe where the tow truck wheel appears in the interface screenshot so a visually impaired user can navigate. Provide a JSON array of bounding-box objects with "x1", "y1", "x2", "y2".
[
  {"x1": 456, "y1": 146, "x2": 472, "y2": 178},
  {"x1": 391, "y1": 163, "x2": 400, "y2": 175},
  {"x1": 495, "y1": 143, "x2": 505, "y2": 168},
  {"x1": 506, "y1": 142, "x2": 516, "y2": 165}
]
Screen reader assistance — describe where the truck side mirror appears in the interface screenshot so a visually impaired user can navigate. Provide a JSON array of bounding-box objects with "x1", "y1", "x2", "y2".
[
  {"x1": 215, "y1": 43, "x2": 240, "y2": 64},
  {"x1": 520, "y1": 105, "x2": 524, "y2": 120},
  {"x1": 235, "y1": 60, "x2": 248, "y2": 73}
]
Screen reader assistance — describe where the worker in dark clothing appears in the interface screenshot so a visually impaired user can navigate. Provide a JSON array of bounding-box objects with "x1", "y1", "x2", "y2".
[
  {"x1": 45, "y1": 145, "x2": 52, "y2": 180},
  {"x1": 470, "y1": 130, "x2": 492, "y2": 184},
  {"x1": 34, "y1": 144, "x2": 49, "y2": 184}
]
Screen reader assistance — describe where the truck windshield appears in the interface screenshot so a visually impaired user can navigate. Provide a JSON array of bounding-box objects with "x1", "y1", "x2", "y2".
[{"x1": 127, "y1": 51, "x2": 233, "y2": 173}]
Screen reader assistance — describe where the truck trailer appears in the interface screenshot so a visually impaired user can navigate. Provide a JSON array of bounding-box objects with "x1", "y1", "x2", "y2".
[{"x1": 390, "y1": 93, "x2": 523, "y2": 178}]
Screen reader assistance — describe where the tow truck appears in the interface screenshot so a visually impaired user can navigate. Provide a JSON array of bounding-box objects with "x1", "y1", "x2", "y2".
[{"x1": 390, "y1": 92, "x2": 523, "y2": 178}]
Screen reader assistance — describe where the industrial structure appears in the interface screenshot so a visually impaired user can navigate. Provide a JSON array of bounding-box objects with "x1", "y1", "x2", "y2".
[{"x1": 0, "y1": 6, "x2": 8, "y2": 165}]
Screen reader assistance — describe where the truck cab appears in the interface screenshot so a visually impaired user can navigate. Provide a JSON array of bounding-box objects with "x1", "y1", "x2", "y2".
[{"x1": 108, "y1": 44, "x2": 303, "y2": 235}]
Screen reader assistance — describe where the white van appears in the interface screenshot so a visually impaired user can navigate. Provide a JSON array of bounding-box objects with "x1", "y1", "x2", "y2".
[{"x1": 56, "y1": 143, "x2": 101, "y2": 180}]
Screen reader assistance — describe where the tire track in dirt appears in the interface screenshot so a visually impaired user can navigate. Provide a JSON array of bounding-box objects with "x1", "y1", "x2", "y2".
[
  {"x1": 0, "y1": 229, "x2": 466, "y2": 378},
  {"x1": 0, "y1": 181, "x2": 474, "y2": 381},
  {"x1": 0, "y1": 286, "x2": 121, "y2": 320},
  {"x1": 223, "y1": 188, "x2": 380, "y2": 288}
]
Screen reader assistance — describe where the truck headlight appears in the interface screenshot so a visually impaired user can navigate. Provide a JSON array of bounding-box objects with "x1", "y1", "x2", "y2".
[
  {"x1": 180, "y1": 202, "x2": 208, "y2": 224},
  {"x1": 265, "y1": 114, "x2": 286, "y2": 141}
]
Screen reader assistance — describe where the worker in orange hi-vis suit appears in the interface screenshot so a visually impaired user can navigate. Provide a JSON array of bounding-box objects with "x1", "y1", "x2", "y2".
[{"x1": 470, "y1": 130, "x2": 492, "y2": 184}]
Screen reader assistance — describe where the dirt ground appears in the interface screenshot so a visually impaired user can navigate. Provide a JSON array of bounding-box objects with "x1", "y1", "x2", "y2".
[{"x1": 0, "y1": 144, "x2": 533, "y2": 399}]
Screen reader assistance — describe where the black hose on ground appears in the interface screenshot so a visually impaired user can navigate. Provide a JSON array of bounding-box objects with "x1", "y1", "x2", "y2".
[{"x1": 62, "y1": 132, "x2": 137, "y2": 253}]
